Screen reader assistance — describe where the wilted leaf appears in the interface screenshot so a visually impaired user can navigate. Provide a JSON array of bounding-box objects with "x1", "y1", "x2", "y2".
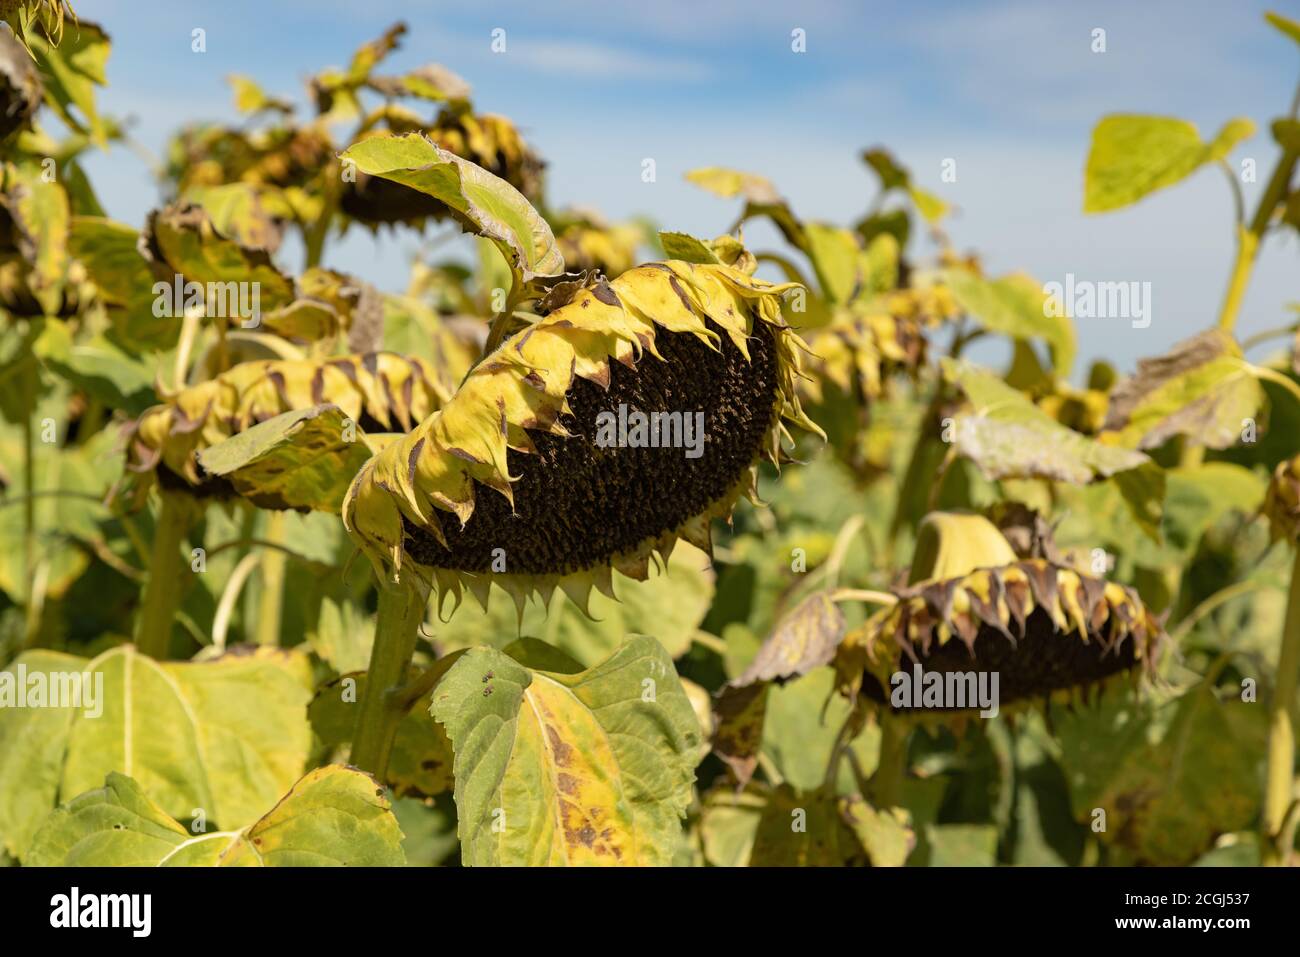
[
  {"x1": 143, "y1": 202, "x2": 295, "y2": 313},
  {"x1": 28, "y1": 766, "x2": 405, "y2": 866},
  {"x1": 0, "y1": 645, "x2": 312, "y2": 861},
  {"x1": 711, "y1": 682, "x2": 769, "y2": 787},
  {"x1": 684, "y1": 166, "x2": 781, "y2": 204},
  {"x1": 1084, "y1": 114, "x2": 1255, "y2": 213},
  {"x1": 430, "y1": 635, "x2": 701, "y2": 865},
  {"x1": 1101, "y1": 329, "x2": 1262, "y2": 450},
  {"x1": 340, "y1": 133, "x2": 564, "y2": 287},
  {"x1": 259, "y1": 299, "x2": 339, "y2": 343},
  {"x1": 731, "y1": 590, "x2": 845, "y2": 687},
  {"x1": 943, "y1": 358, "x2": 1149, "y2": 483},
  {"x1": 197, "y1": 404, "x2": 374, "y2": 512}
]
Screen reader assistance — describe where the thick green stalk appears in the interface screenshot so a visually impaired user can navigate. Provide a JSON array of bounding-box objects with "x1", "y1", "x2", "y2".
[
  {"x1": 135, "y1": 492, "x2": 197, "y2": 660},
  {"x1": 253, "y1": 510, "x2": 287, "y2": 647},
  {"x1": 1262, "y1": 547, "x2": 1300, "y2": 865},
  {"x1": 351, "y1": 580, "x2": 425, "y2": 778},
  {"x1": 1217, "y1": 144, "x2": 1298, "y2": 334}
]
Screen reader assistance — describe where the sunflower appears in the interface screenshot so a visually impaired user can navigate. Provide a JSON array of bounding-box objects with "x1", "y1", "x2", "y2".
[
  {"x1": 343, "y1": 259, "x2": 820, "y2": 612},
  {"x1": 124, "y1": 352, "x2": 450, "y2": 503},
  {"x1": 834, "y1": 513, "x2": 1165, "y2": 718}
]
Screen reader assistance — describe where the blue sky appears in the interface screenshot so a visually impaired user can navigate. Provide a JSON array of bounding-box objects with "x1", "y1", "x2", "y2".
[{"x1": 75, "y1": 0, "x2": 1300, "y2": 378}]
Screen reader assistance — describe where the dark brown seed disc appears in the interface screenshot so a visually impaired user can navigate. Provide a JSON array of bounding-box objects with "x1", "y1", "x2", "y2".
[
  {"x1": 402, "y1": 316, "x2": 779, "y2": 575},
  {"x1": 859, "y1": 607, "x2": 1139, "y2": 711}
]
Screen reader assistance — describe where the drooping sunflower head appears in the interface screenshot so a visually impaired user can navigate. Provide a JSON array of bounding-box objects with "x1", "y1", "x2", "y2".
[
  {"x1": 123, "y1": 352, "x2": 450, "y2": 504},
  {"x1": 342, "y1": 260, "x2": 821, "y2": 612},
  {"x1": 834, "y1": 512, "x2": 1165, "y2": 719},
  {"x1": 1264, "y1": 454, "x2": 1300, "y2": 545}
]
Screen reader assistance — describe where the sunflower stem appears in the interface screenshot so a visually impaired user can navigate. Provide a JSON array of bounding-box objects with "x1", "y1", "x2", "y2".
[
  {"x1": 252, "y1": 510, "x2": 287, "y2": 647},
  {"x1": 135, "y1": 491, "x2": 198, "y2": 660},
  {"x1": 1218, "y1": 140, "x2": 1298, "y2": 334},
  {"x1": 351, "y1": 578, "x2": 425, "y2": 778},
  {"x1": 1262, "y1": 547, "x2": 1300, "y2": 865}
]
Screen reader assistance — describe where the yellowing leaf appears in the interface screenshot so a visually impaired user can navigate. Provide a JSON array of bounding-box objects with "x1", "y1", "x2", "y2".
[
  {"x1": 839, "y1": 794, "x2": 915, "y2": 866},
  {"x1": 0, "y1": 645, "x2": 312, "y2": 861},
  {"x1": 1265, "y1": 11, "x2": 1300, "y2": 47},
  {"x1": 340, "y1": 133, "x2": 564, "y2": 287},
  {"x1": 197, "y1": 404, "x2": 374, "y2": 512},
  {"x1": 1, "y1": 161, "x2": 70, "y2": 309},
  {"x1": 683, "y1": 166, "x2": 781, "y2": 204},
  {"x1": 182, "y1": 182, "x2": 286, "y2": 252},
  {"x1": 908, "y1": 185, "x2": 949, "y2": 224},
  {"x1": 803, "y1": 222, "x2": 860, "y2": 305},
  {"x1": 430, "y1": 635, "x2": 701, "y2": 865},
  {"x1": 68, "y1": 216, "x2": 170, "y2": 348},
  {"x1": 1100, "y1": 329, "x2": 1263, "y2": 450},
  {"x1": 944, "y1": 270, "x2": 1076, "y2": 378},
  {"x1": 658, "y1": 230, "x2": 722, "y2": 265},
  {"x1": 1084, "y1": 114, "x2": 1255, "y2": 213},
  {"x1": 143, "y1": 202, "x2": 295, "y2": 312},
  {"x1": 943, "y1": 358, "x2": 1148, "y2": 483},
  {"x1": 27, "y1": 767, "x2": 405, "y2": 866},
  {"x1": 228, "y1": 74, "x2": 293, "y2": 115}
]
